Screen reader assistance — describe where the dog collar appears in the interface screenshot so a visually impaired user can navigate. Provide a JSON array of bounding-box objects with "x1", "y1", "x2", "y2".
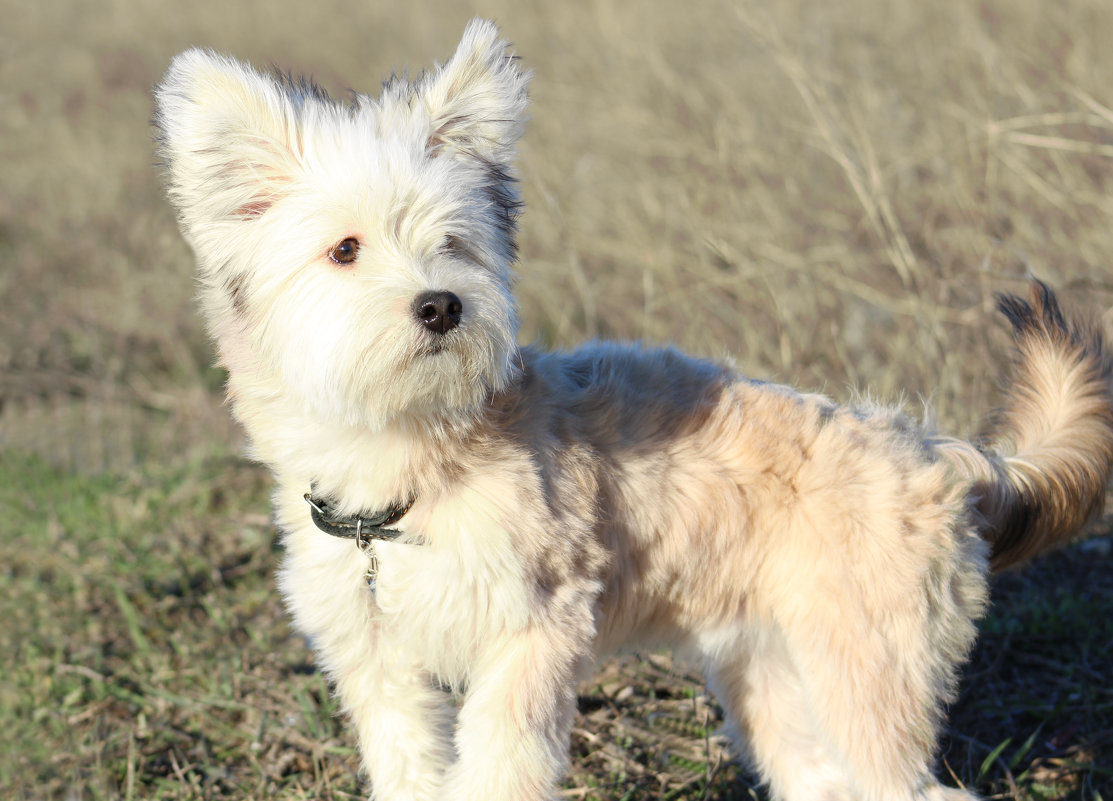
[
  {"x1": 303, "y1": 490, "x2": 416, "y2": 544},
  {"x1": 303, "y1": 489, "x2": 417, "y2": 592}
]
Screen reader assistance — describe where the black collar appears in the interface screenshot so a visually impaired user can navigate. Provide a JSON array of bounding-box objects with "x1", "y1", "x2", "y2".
[{"x1": 303, "y1": 490, "x2": 416, "y2": 544}]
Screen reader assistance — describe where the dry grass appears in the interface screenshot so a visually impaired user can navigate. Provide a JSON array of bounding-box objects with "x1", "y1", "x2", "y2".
[{"x1": 2, "y1": 0, "x2": 1112, "y2": 798}]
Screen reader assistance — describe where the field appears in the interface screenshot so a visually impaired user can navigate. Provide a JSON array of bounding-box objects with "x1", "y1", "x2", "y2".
[{"x1": 3, "y1": 0, "x2": 1113, "y2": 798}]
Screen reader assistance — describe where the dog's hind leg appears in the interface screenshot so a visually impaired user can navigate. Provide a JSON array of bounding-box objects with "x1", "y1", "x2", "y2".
[
  {"x1": 705, "y1": 617, "x2": 982, "y2": 801},
  {"x1": 769, "y1": 528, "x2": 985, "y2": 801},
  {"x1": 734, "y1": 584, "x2": 980, "y2": 800}
]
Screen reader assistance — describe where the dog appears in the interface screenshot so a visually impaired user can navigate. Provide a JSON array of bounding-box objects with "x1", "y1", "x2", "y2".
[{"x1": 153, "y1": 19, "x2": 1113, "y2": 801}]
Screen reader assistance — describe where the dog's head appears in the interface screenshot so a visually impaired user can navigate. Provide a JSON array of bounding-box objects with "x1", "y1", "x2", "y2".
[{"x1": 154, "y1": 19, "x2": 528, "y2": 430}]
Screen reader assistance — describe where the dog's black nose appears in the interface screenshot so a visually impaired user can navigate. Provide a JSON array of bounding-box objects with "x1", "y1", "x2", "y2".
[{"x1": 413, "y1": 290, "x2": 463, "y2": 335}]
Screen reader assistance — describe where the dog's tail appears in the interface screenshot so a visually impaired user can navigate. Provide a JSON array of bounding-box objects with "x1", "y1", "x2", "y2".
[{"x1": 938, "y1": 280, "x2": 1113, "y2": 571}]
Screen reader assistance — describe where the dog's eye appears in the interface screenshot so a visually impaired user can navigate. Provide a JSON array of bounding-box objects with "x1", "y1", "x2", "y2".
[{"x1": 328, "y1": 238, "x2": 360, "y2": 265}]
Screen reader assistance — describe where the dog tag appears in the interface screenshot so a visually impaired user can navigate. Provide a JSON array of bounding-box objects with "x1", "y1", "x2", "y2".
[{"x1": 365, "y1": 547, "x2": 379, "y2": 591}]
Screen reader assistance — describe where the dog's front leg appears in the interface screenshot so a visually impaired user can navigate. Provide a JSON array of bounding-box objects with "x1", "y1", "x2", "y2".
[
  {"x1": 279, "y1": 533, "x2": 454, "y2": 800},
  {"x1": 335, "y1": 651, "x2": 455, "y2": 801},
  {"x1": 441, "y1": 626, "x2": 586, "y2": 801},
  {"x1": 298, "y1": 616, "x2": 455, "y2": 801}
]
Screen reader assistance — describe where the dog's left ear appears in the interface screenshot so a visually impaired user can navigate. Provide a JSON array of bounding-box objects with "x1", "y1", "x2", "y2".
[{"x1": 416, "y1": 19, "x2": 530, "y2": 165}]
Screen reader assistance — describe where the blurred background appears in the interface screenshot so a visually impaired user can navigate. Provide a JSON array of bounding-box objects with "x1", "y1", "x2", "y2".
[{"x1": 3, "y1": 0, "x2": 1112, "y2": 798}]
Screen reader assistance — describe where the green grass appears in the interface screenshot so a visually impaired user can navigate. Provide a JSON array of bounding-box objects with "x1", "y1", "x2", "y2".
[
  {"x1": 3, "y1": 0, "x2": 1113, "y2": 797},
  {"x1": 946, "y1": 534, "x2": 1113, "y2": 801},
  {"x1": 0, "y1": 453, "x2": 363, "y2": 799}
]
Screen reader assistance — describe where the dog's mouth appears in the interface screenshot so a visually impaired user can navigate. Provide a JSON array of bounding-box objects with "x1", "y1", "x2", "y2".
[{"x1": 419, "y1": 332, "x2": 456, "y2": 356}]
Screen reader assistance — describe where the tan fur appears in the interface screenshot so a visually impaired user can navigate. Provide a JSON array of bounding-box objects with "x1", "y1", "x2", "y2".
[
  {"x1": 154, "y1": 20, "x2": 1113, "y2": 801},
  {"x1": 934, "y1": 282, "x2": 1113, "y2": 569}
]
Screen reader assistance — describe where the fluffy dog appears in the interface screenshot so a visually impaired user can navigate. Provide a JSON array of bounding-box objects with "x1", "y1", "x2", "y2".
[{"x1": 154, "y1": 19, "x2": 1113, "y2": 801}]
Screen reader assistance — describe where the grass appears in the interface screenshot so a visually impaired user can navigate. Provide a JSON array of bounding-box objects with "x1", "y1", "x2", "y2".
[
  {"x1": 0, "y1": 452, "x2": 366, "y2": 799},
  {"x1": 3, "y1": 0, "x2": 1113, "y2": 797}
]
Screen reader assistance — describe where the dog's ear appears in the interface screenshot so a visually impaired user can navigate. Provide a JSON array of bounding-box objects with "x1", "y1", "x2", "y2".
[
  {"x1": 416, "y1": 19, "x2": 530, "y2": 166},
  {"x1": 154, "y1": 49, "x2": 316, "y2": 237}
]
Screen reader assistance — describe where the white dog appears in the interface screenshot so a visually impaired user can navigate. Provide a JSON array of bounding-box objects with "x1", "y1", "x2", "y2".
[{"x1": 154, "y1": 19, "x2": 1113, "y2": 801}]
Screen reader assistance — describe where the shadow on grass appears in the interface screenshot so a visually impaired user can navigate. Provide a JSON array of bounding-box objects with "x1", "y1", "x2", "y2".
[{"x1": 943, "y1": 522, "x2": 1113, "y2": 801}]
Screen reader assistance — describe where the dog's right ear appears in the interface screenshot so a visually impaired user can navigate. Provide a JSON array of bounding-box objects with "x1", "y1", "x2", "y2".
[
  {"x1": 415, "y1": 19, "x2": 530, "y2": 166},
  {"x1": 154, "y1": 49, "x2": 311, "y2": 241}
]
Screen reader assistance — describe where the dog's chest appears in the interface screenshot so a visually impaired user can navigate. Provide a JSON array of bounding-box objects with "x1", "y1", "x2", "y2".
[{"x1": 368, "y1": 504, "x2": 535, "y2": 670}]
